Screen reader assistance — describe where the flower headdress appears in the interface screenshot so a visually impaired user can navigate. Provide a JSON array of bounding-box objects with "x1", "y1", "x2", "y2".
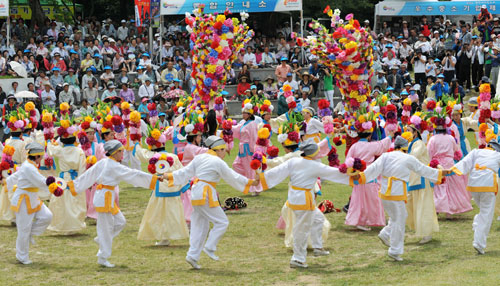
[
  {"x1": 479, "y1": 83, "x2": 491, "y2": 123},
  {"x1": 56, "y1": 115, "x2": 78, "y2": 139},
  {"x1": 277, "y1": 112, "x2": 302, "y2": 147},
  {"x1": 181, "y1": 109, "x2": 205, "y2": 136},
  {"x1": 0, "y1": 145, "x2": 16, "y2": 180},
  {"x1": 6, "y1": 110, "x2": 28, "y2": 133},
  {"x1": 145, "y1": 122, "x2": 168, "y2": 150},
  {"x1": 24, "y1": 102, "x2": 38, "y2": 130},
  {"x1": 147, "y1": 153, "x2": 175, "y2": 174}
]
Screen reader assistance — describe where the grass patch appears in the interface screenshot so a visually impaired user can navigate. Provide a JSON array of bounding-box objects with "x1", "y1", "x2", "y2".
[{"x1": 1, "y1": 132, "x2": 499, "y2": 285}]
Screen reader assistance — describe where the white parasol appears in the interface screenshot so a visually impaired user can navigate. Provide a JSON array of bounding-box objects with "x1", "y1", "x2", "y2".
[
  {"x1": 9, "y1": 61, "x2": 28, "y2": 78},
  {"x1": 15, "y1": 90, "x2": 38, "y2": 99}
]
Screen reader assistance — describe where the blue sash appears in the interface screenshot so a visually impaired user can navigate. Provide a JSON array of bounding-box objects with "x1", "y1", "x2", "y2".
[{"x1": 59, "y1": 169, "x2": 78, "y2": 180}]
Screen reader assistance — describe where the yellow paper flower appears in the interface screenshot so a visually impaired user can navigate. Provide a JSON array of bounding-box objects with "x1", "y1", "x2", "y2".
[
  {"x1": 60, "y1": 102, "x2": 69, "y2": 111},
  {"x1": 258, "y1": 128, "x2": 270, "y2": 139},
  {"x1": 121, "y1": 101, "x2": 130, "y2": 110},
  {"x1": 151, "y1": 129, "x2": 161, "y2": 140},
  {"x1": 60, "y1": 120, "x2": 70, "y2": 129},
  {"x1": 25, "y1": 102, "x2": 35, "y2": 112},
  {"x1": 401, "y1": 131, "x2": 413, "y2": 143},
  {"x1": 42, "y1": 112, "x2": 53, "y2": 123},
  {"x1": 159, "y1": 154, "x2": 167, "y2": 160},
  {"x1": 403, "y1": 98, "x2": 412, "y2": 106},
  {"x1": 130, "y1": 111, "x2": 141, "y2": 123}
]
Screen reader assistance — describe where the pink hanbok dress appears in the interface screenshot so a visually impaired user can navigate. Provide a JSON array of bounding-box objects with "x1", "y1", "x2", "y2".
[
  {"x1": 84, "y1": 141, "x2": 111, "y2": 219},
  {"x1": 232, "y1": 119, "x2": 262, "y2": 193},
  {"x1": 165, "y1": 126, "x2": 187, "y2": 155},
  {"x1": 428, "y1": 133, "x2": 472, "y2": 215},
  {"x1": 344, "y1": 137, "x2": 391, "y2": 227},
  {"x1": 180, "y1": 143, "x2": 208, "y2": 223}
]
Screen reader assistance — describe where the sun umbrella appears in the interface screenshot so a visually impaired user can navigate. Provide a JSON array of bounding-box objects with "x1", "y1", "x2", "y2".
[
  {"x1": 9, "y1": 61, "x2": 28, "y2": 78},
  {"x1": 15, "y1": 90, "x2": 38, "y2": 98}
]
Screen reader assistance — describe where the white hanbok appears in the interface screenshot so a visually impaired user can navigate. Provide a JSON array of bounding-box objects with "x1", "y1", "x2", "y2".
[
  {"x1": 362, "y1": 151, "x2": 442, "y2": 257},
  {"x1": 166, "y1": 150, "x2": 253, "y2": 262},
  {"x1": 261, "y1": 157, "x2": 350, "y2": 264},
  {"x1": 7, "y1": 160, "x2": 53, "y2": 263},
  {"x1": 452, "y1": 148, "x2": 500, "y2": 252},
  {"x1": 69, "y1": 158, "x2": 157, "y2": 262}
]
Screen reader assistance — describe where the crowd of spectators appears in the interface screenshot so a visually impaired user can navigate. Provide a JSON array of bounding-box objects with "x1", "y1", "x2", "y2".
[{"x1": 370, "y1": 7, "x2": 500, "y2": 104}]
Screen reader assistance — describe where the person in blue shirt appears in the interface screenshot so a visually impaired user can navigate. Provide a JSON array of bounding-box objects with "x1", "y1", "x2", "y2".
[
  {"x1": 308, "y1": 60, "x2": 321, "y2": 97},
  {"x1": 431, "y1": 74, "x2": 449, "y2": 101}
]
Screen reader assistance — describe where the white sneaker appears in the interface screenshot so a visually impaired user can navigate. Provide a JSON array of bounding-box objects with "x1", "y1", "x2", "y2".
[
  {"x1": 378, "y1": 234, "x2": 390, "y2": 247},
  {"x1": 98, "y1": 259, "x2": 115, "y2": 268},
  {"x1": 94, "y1": 236, "x2": 99, "y2": 245},
  {"x1": 388, "y1": 253, "x2": 403, "y2": 261},
  {"x1": 419, "y1": 236, "x2": 432, "y2": 244},
  {"x1": 473, "y1": 244, "x2": 485, "y2": 255},
  {"x1": 290, "y1": 260, "x2": 308, "y2": 268},
  {"x1": 186, "y1": 256, "x2": 201, "y2": 269},
  {"x1": 155, "y1": 240, "x2": 171, "y2": 246},
  {"x1": 313, "y1": 248, "x2": 330, "y2": 256},
  {"x1": 203, "y1": 248, "x2": 219, "y2": 261},
  {"x1": 17, "y1": 257, "x2": 33, "y2": 265},
  {"x1": 356, "y1": 225, "x2": 371, "y2": 231}
]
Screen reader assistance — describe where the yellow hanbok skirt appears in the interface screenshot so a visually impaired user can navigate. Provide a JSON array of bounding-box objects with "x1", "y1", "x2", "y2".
[
  {"x1": 47, "y1": 189, "x2": 87, "y2": 234},
  {"x1": 406, "y1": 181, "x2": 439, "y2": 237},
  {"x1": 0, "y1": 184, "x2": 15, "y2": 222},
  {"x1": 137, "y1": 194, "x2": 189, "y2": 241}
]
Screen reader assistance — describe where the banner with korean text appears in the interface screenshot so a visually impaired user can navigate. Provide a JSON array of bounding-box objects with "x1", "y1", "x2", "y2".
[{"x1": 160, "y1": 0, "x2": 302, "y2": 15}]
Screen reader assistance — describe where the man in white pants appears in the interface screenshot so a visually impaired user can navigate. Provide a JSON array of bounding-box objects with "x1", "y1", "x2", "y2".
[
  {"x1": 165, "y1": 136, "x2": 258, "y2": 270},
  {"x1": 69, "y1": 140, "x2": 160, "y2": 267},
  {"x1": 356, "y1": 136, "x2": 447, "y2": 261},
  {"x1": 260, "y1": 142, "x2": 351, "y2": 268},
  {"x1": 451, "y1": 141, "x2": 500, "y2": 254},
  {"x1": 7, "y1": 142, "x2": 53, "y2": 265}
]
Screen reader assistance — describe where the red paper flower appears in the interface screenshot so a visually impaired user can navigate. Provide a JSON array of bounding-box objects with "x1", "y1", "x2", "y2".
[
  {"x1": 288, "y1": 101, "x2": 297, "y2": 109},
  {"x1": 338, "y1": 163, "x2": 348, "y2": 173},
  {"x1": 166, "y1": 156, "x2": 174, "y2": 167},
  {"x1": 426, "y1": 101, "x2": 436, "y2": 110},
  {"x1": 81, "y1": 121, "x2": 90, "y2": 130},
  {"x1": 267, "y1": 146, "x2": 279, "y2": 158},
  {"x1": 148, "y1": 164, "x2": 156, "y2": 174},
  {"x1": 250, "y1": 159, "x2": 261, "y2": 170},
  {"x1": 429, "y1": 159, "x2": 440, "y2": 169},
  {"x1": 0, "y1": 161, "x2": 10, "y2": 170}
]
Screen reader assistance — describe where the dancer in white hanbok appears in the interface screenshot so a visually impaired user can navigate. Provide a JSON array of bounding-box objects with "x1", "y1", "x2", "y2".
[
  {"x1": 68, "y1": 140, "x2": 159, "y2": 268},
  {"x1": 165, "y1": 136, "x2": 257, "y2": 270},
  {"x1": 7, "y1": 142, "x2": 53, "y2": 264}
]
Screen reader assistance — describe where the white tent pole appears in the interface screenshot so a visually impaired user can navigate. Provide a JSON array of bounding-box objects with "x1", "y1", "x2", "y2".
[
  {"x1": 373, "y1": 4, "x2": 378, "y2": 33},
  {"x1": 159, "y1": 15, "x2": 163, "y2": 63},
  {"x1": 6, "y1": 16, "x2": 9, "y2": 48},
  {"x1": 300, "y1": 9, "x2": 304, "y2": 65}
]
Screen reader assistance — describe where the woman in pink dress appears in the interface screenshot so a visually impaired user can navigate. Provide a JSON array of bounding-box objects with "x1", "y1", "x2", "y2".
[
  {"x1": 345, "y1": 132, "x2": 391, "y2": 231},
  {"x1": 232, "y1": 103, "x2": 262, "y2": 195},
  {"x1": 82, "y1": 126, "x2": 107, "y2": 219},
  {"x1": 428, "y1": 121, "x2": 472, "y2": 217}
]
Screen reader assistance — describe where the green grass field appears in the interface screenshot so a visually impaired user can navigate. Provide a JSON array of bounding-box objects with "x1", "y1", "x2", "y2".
[{"x1": 1, "y1": 132, "x2": 500, "y2": 286}]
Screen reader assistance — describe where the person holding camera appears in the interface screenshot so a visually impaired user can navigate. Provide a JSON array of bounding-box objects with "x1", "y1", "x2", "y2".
[
  {"x1": 411, "y1": 49, "x2": 426, "y2": 95},
  {"x1": 457, "y1": 42, "x2": 473, "y2": 90},
  {"x1": 442, "y1": 50, "x2": 456, "y2": 83}
]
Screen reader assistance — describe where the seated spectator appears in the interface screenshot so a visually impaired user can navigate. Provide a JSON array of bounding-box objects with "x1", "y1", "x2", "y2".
[
  {"x1": 112, "y1": 52, "x2": 125, "y2": 72},
  {"x1": 50, "y1": 67, "x2": 64, "y2": 87},
  {"x1": 252, "y1": 77, "x2": 263, "y2": 91},
  {"x1": 299, "y1": 72, "x2": 314, "y2": 99},
  {"x1": 243, "y1": 46, "x2": 258, "y2": 68},
  {"x1": 116, "y1": 67, "x2": 129, "y2": 86},
  {"x1": 83, "y1": 79, "x2": 98, "y2": 106},
  {"x1": 260, "y1": 46, "x2": 276, "y2": 67},
  {"x1": 236, "y1": 76, "x2": 251, "y2": 100},
  {"x1": 139, "y1": 53, "x2": 152, "y2": 67},
  {"x1": 387, "y1": 66, "x2": 403, "y2": 93},
  {"x1": 50, "y1": 53, "x2": 67, "y2": 73},
  {"x1": 160, "y1": 61, "x2": 178, "y2": 86},
  {"x1": 101, "y1": 83, "x2": 117, "y2": 101},
  {"x1": 275, "y1": 57, "x2": 291, "y2": 84},
  {"x1": 137, "y1": 97, "x2": 149, "y2": 118},
  {"x1": 298, "y1": 91, "x2": 311, "y2": 108},
  {"x1": 100, "y1": 66, "x2": 115, "y2": 86},
  {"x1": 119, "y1": 82, "x2": 135, "y2": 103},
  {"x1": 41, "y1": 83, "x2": 56, "y2": 108},
  {"x1": 144, "y1": 65, "x2": 157, "y2": 84},
  {"x1": 93, "y1": 53, "x2": 104, "y2": 73},
  {"x1": 81, "y1": 52, "x2": 95, "y2": 71},
  {"x1": 283, "y1": 72, "x2": 299, "y2": 92},
  {"x1": 237, "y1": 64, "x2": 251, "y2": 82},
  {"x1": 138, "y1": 77, "x2": 155, "y2": 99},
  {"x1": 263, "y1": 76, "x2": 278, "y2": 99},
  {"x1": 376, "y1": 70, "x2": 388, "y2": 90},
  {"x1": 158, "y1": 112, "x2": 169, "y2": 128},
  {"x1": 64, "y1": 68, "x2": 81, "y2": 103},
  {"x1": 59, "y1": 83, "x2": 75, "y2": 107}
]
